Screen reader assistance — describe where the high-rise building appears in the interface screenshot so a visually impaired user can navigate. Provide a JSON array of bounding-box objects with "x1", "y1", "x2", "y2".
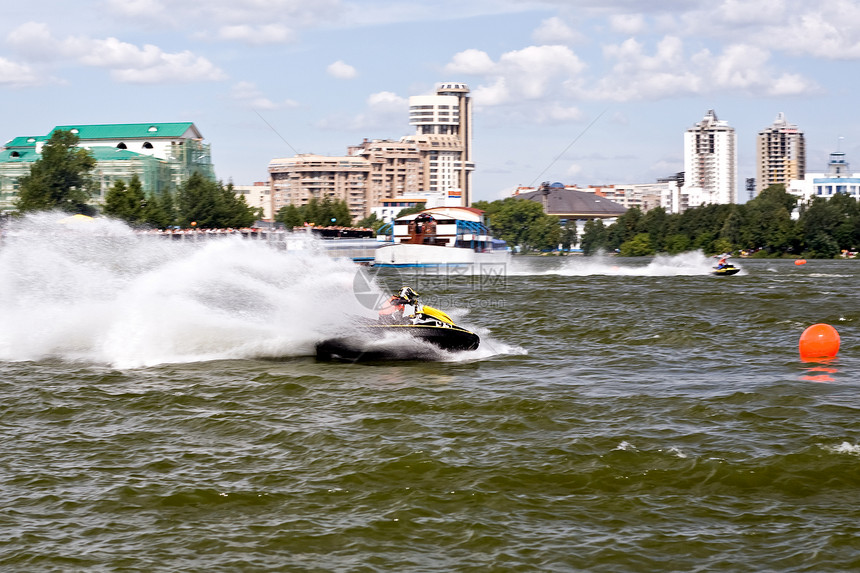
[
  {"x1": 403, "y1": 82, "x2": 474, "y2": 206},
  {"x1": 682, "y1": 110, "x2": 737, "y2": 207},
  {"x1": 269, "y1": 82, "x2": 474, "y2": 219},
  {"x1": 755, "y1": 112, "x2": 805, "y2": 195},
  {"x1": 268, "y1": 154, "x2": 371, "y2": 222}
]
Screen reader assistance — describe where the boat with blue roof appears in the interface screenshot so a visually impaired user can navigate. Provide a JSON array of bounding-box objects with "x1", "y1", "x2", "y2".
[{"x1": 373, "y1": 206, "x2": 510, "y2": 268}]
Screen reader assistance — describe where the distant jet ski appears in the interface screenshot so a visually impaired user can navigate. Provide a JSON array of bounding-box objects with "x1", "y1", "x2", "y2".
[{"x1": 315, "y1": 287, "x2": 479, "y2": 361}]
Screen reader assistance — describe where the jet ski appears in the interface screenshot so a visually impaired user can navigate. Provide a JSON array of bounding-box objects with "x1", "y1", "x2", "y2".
[
  {"x1": 315, "y1": 287, "x2": 479, "y2": 361},
  {"x1": 712, "y1": 264, "x2": 741, "y2": 276},
  {"x1": 711, "y1": 253, "x2": 740, "y2": 275}
]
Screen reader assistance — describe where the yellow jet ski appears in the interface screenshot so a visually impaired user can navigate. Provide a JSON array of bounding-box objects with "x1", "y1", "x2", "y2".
[{"x1": 315, "y1": 288, "x2": 480, "y2": 361}]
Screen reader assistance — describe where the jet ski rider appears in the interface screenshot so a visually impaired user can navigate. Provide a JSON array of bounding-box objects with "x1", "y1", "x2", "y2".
[{"x1": 378, "y1": 286, "x2": 421, "y2": 324}]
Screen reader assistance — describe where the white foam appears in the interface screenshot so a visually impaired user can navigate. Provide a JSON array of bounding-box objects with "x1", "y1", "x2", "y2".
[
  {"x1": 508, "y1": 250, "x2": 723, "y2": 277},
  {"x1": 0, "y1": 213, "x2": 376, "y2": 367},
  {"x1": 822, "y1": 442, "x2": 860, "y2": 455}
]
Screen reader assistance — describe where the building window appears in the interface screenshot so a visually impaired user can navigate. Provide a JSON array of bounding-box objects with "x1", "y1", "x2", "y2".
[
  {"x1": 142, "y1": 142, "x2": 153, "y2": 149},
  {"x1": 117, "y1": 142, "x2": 127, "y2": 149}
]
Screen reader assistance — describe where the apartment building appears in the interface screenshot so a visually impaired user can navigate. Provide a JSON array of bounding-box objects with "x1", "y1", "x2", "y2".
[
  {"x1": 268, "y1": 82, "x2": 474, "y2": 220},
  {"x1": 756, "y1": 112, "x2": 805, "y2": 196},
  {"x1": 268, "y1": 154, "x2": 371, "y2": 222},
  {"x1": 682, "y1": 110, "x2": 737, "y2": 207}
]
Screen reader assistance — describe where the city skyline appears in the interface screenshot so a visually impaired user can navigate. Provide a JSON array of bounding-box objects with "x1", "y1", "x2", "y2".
[{"x1": 2, "y1": 1, "x2": 860, "y2": 203}]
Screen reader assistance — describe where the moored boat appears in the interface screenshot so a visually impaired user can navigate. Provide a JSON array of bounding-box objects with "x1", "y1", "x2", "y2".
[{"x1": 373, "y1": 206, "x2": 509, "y2": 268}]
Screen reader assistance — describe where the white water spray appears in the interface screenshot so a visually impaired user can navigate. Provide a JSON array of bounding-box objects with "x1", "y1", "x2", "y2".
[
  {"x1": 0, "y1": 213, "x2": 377, "y2": 367},
  {"x1": 509, "y1": 250, "x2": 722, "y2": 277}
]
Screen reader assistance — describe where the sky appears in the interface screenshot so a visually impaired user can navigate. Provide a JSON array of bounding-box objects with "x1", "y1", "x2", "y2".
[{"x1": 2, "y1": 0, "x2": 860, "y2": 203}]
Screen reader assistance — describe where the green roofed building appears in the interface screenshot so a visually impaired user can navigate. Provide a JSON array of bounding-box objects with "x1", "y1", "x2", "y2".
[{"x1": 0, "y1": 122, "x2": 215, "y2": 212}]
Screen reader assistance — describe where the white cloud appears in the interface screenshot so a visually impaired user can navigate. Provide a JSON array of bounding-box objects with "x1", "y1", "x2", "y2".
[
  {"x1": 532, "y1": 17, "x2": 582, "y2": 45},
  {"x1": 0, "y1": 57, "x2": 41, "y2": 87},
  {"x1": 217, "y1": 24, "x2": 296, "y2": 44},
  {"x1": 444, "y1": 49, "x2": 497, "y2": 75},
  {"x1": 366, "y1": 90, "x2": 408, "y2": 111},
  {"x1": 6, "y1": 21, "x2": 57, "y2": 61},
  {"x1": 103, "y1": 0, "x2": 345, "y2": 35},
  {"x1": 110, "y1": 50, "x2": 227, "y2": 83},
  {"x1": 327, "y1": 60, "x2": 357, "y2": 79},
  {"x1": 446, "y1": 45, "x2": 587, "y2": 106},
  {"x1": 320, "y1": 90, "x2": 408, "y2": 131},
  {"x1": 590, "y1": 35, "x2": 817, "y2": 101},
  {"x1": 675, "y1": 0, "x2": 860, "y2": 60},
  {"x1": 6, "y1": 23, "x2": 227, "y2": 84},
  {"x1": 230, "y1": 81, "x2": 299, "y2": 110},
  {"x1": 691, "y1": 43, "x2": 817, "y2": 95},
  {"x1": 564, "y1": 163, "x2": 584, "y2": 178},
  {"x1": 609, "y1": 14, "x2": 646, "y2": 35},
  {"x1": 105, "y1": 0, "x2": 167, "y2": 19},
  {"x1": 539, "y1": 103, "x2": 584, "y2": 124},
  {"x1": 776, "y1": 2, "x2": 860, "y2": 59},
  {"x1": 588, "y1": 36, "x2": 700, "y2": 101},
  {"x1": 709, "y1": 44, "x2": 771, "y2": 89},
  {"x1": 717, "y1": 0, "x2": 785, "y2": 25}
]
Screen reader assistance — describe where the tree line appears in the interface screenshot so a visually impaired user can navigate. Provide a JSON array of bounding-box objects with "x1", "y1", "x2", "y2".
[
  {"x1": 274, "y1": 196, "x2": 354, "y2": 228},
  {"x1": 580, "y1": 185, "x2": 860, "y2": 258},
  {"x1": 13, "y1": 130, "x2": 258, "y2": 228},
  {"x1": 473, "y1": 197, "x2": 577, "y2": 252}
]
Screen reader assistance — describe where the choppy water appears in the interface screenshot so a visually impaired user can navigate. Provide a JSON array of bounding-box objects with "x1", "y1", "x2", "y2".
[{"x1": 1, "y1": 214, "x2": 858, "y2": 572}]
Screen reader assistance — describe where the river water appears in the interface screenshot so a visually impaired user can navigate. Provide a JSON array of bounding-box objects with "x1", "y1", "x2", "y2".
[{"x1": 1, "y1": 215, "x2": 858, "y2": 572}]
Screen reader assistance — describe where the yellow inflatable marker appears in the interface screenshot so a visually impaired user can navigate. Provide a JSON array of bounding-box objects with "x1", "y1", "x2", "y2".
[{"x1": 799, "y1": 323, "x2": 840, "y2": 360}]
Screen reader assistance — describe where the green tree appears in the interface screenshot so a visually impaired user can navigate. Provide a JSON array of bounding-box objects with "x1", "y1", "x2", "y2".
[
  {"x1": 275, "y1": 197, "x2": 354, "y2": 229},
  {"x1": 618, "y1": 233, "x2": 655, "y2": 256},
  {"x1": 219, "y1": 183, "x2": 257, "y2": 228},
  {"x1": 176, "y1": 173, "x2": 255, "y2": 228},
  {"x1": 526, "y1": 215, "x2": 562, "y2": 251},
  {"x1": 580, "y1": 218, "x2": 608, "y2": 255},
  {"x1": 663, "y1": 233, "x2": 691, "y2": 254},
  {"x1": 15, "y1": 130, "x2": 97, "y2": 214},
  {"x1": 804, "y1": 231, "x2": 840, "y2": 258},
  {"x1": 641, "y1": 206, "x2": 669, "y2": 252},
  {"x1": 606, "y1": 207, "x2": 643, "y2": 250},
  {"x1": 560, "y1": 220, "x2": 578, "y2": 251},
  {"x1": 744, "y1": 184, "x2": 799, "y2": 253},
  {"x1": 827, "y1": 192, "x2": 860, "y2": 250},
  {"x1": 356, "y1": 212, "x2": 387, "y2": 233},
  {"x1": 396, "y1": 204, "x2": 425, "y2": 218},
  {"x1": 304, "y1": 196, "x2": 321, "y2": 225},
  {"x1": 141, "y1": 190, "x2": 176, "y2": 228},
  {"x1": 476, "y1": 197, "x2": 560, "y2": 252},
  {"x1": 102, "y1": 174, "x2": 147, "y2": 225},
  {"x1": 719, "y1": 205, "x2": 744, "y2": 250},
  {"x1": 276, "y1": 204, "x2": 303, "y2": 228}
]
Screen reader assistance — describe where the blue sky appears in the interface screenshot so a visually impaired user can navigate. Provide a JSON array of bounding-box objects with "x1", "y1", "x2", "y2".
[{"x1": 2, "y1": 0, "x2": 860, "y2": 202}]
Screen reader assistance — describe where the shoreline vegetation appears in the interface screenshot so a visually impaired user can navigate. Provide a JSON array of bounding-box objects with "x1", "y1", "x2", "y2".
[{"x1": 478, "y1": 185, "x2": 860, "y2": 260}]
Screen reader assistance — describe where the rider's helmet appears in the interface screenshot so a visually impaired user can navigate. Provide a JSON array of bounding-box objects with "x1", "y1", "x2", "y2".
[{"x1": 398, "y1": 286, "x2": 419, "y2": 304}]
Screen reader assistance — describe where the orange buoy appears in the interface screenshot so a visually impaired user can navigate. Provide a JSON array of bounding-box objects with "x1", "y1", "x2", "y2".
[
  {"x1": 799, "y1": 323, "x2": 840, "y2": 360},
  {"x1": 795, "y1": 259, "x2": 806, "y2": 265}
]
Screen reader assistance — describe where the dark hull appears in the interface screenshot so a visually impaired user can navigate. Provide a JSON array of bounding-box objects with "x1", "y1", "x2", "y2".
[
  {"x1": 712, "y1": 266, "x2": 740, "y2": 276},
  {"x1": 316, "y1": 324, "x2": 480, "y2": 362}
]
